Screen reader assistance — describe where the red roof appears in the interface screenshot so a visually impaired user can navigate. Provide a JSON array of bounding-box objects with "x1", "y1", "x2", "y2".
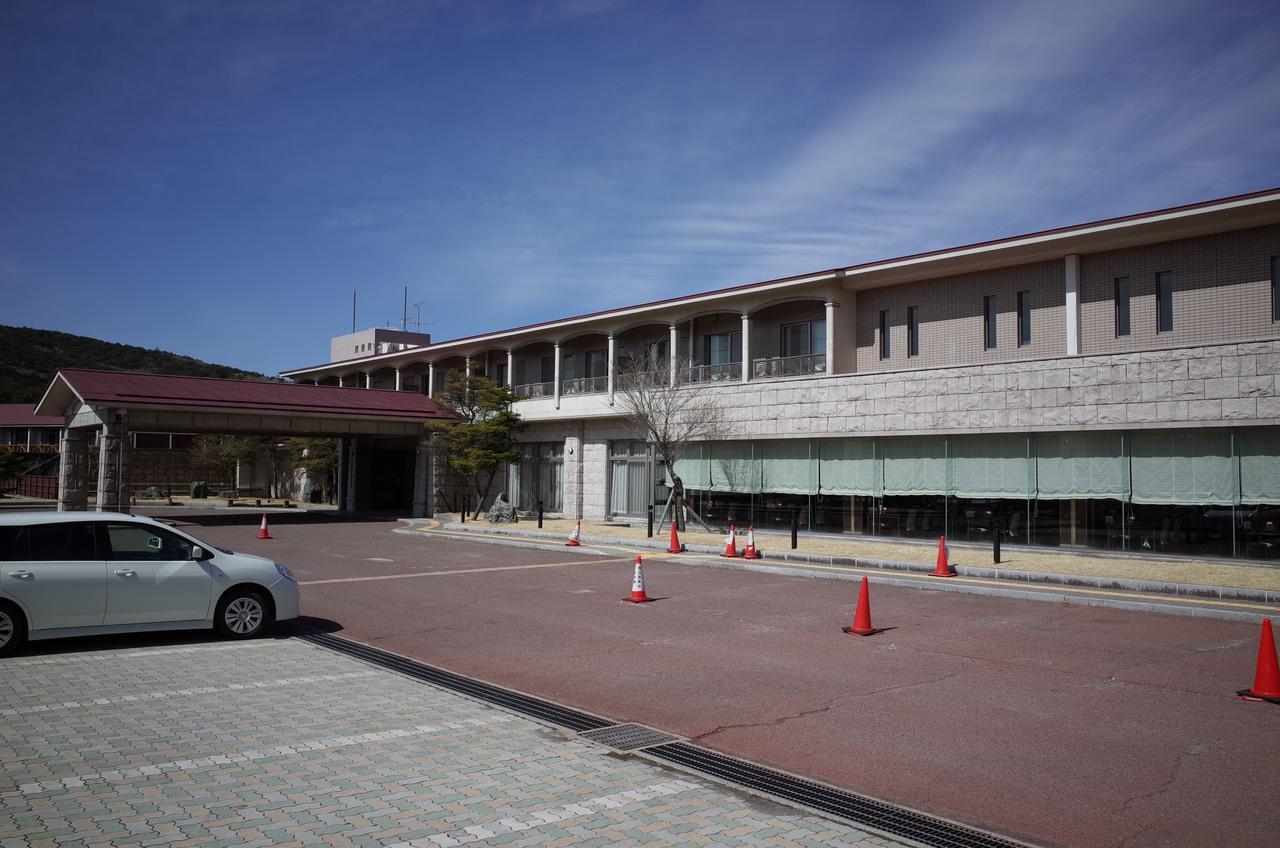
[
  {"x1": 0, "y1": 404, "x2": 63, "y2": 428},
  {"x1": 38, "y1": 369, "x2": 454, "y2": 421}
]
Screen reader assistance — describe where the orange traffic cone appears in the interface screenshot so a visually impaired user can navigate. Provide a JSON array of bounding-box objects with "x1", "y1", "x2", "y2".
[
  {"x1": 931, "y1": 536, "x2": 956, "y2": 577},
  {"x1": 1237, "y1": 619, "x2": 1280, "y2": 704},
  {"x1": 565, "y1": 520, "x2": 582, "y2": 547},
  {"x1": 743, "y1": 525, "x2": 761, "y2": 559},
  {"x1": 720, "y1": 524, "x2": 738, "y2": 558},
  {"x1": 623, "y1": 556, "x2": 652, "y2": 603},
  {"x1": 257, "y1": 513, "x2": 271, "y2": 540},
  {"x1": 842, "y1": 576, "x2": 880, "y2": 636},
  {"x1": 667, "y1": 522, "x2": 685, "y2": 553}
]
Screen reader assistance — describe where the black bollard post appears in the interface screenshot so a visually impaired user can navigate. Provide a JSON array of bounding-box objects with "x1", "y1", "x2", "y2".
[
  {"x1": 647, "y1": 505, "x2": 654, "y2": 538},
  {"x1": 993, "y1": 517, "x2": 1002, "y2": 564},
  {"x1": 537, "y1": 500, "x2": 543, "y2": 529},
  {"x1": 791, "y1": 511, "x2": 798, "y2": 549},
  {"x1": 461, "y1": 495, "x2": 466, "y2": 523}
]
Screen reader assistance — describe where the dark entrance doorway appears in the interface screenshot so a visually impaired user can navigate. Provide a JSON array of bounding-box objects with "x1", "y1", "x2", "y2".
[{"x1": 370, "y1": 447, "x2": 415, "y2": 510}]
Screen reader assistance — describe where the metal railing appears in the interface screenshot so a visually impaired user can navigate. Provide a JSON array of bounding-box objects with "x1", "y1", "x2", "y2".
[
  {"x1": 615, "y1": 370, "x2": 668, "y2": 390},
  {"x1": 513, "y1": 381, "x2": 555, "y2": 399},
  {"x1": 561, "y1": 375, "x2": 609, "y2": 396},
  {"x1": 684, "y1": 362, "x2": 741, "y2": 383},
  {"x1": 751, "y1": 353, "x2": 827, "y2": 379}
]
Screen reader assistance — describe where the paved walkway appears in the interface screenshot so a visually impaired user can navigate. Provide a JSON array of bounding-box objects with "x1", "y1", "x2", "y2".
[
  {"x1": 436, "y1": 515, "x2": 1280, "y2": 593},
  {"x1": 0, "y1": 636, "x2": 911, "y2": 848}
]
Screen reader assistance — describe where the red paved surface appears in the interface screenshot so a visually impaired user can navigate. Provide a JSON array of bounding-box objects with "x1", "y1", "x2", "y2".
[{"x1": 154, "y1": 511, "x2": 1280, "y2": 848}]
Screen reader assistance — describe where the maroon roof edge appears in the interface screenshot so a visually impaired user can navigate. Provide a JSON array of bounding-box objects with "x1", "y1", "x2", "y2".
[
  {"x1": 48, "y1": 369, "x2": 453, "y2": 419},
  {"x1": 0, "y1": 404, "x2": 64, "y2": 427},
  {"x1": 282, "y1": 185, "x2": 1280, "y2": 374}
]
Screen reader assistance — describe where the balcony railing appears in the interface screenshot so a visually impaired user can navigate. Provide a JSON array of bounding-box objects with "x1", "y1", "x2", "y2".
[
  {"x1": 561, "y1": 375, "x2": 609, "y2": 396},
  {"x1": 752, "y1": 353, "x2": 827, "y2": 380},
  {"x1": 513, "y1": 381, "x2": 555, "y2": 399},
  {"x1": 616, "y1": 370, "x2": 667, "y2": 390},
  {"x1": 684, "y1": 362, "x2": 741, "y2": 383}
]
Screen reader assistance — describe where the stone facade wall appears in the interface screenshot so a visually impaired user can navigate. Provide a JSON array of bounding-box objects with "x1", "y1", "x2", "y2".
[
  {"x1": 561, "y1": 433, "x2": 583, "y2": 519},
  {"x1": 581, "y1": 439, "x2": 610, "y2": 519},
  {"x1": 697, "y1": 339, "x2": 1280, "y2": 439}
]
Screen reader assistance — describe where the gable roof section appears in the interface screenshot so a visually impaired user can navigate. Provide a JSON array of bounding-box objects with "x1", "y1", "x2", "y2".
[{"x1": 35, "y1": 369, "x2": 454, "y2": 421}]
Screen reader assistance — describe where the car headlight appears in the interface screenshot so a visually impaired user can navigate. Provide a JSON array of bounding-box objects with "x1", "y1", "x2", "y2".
[{"x1": 274, "y1": 562, "x2": 296, "y2": 582}]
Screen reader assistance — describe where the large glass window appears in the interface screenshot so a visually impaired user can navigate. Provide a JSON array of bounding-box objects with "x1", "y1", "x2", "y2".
[
  {"x1": 781, "y1": 322, "x2": 811, "y2": 357},
  {"x1": 609, "y1": 441, "x2": 653, "y2": 517},
  {"x1": 585, "y1": 349, "x2": 608, "y2": 378},
  {"x1": 512, "y1": 443, "x2": 563, "y2": 513},
  {"x1": 1156, "y1": 271, "x2": 1174, "y2": 333},
  {"x1": 105, "y1": 523, "x2": 193, "y2": 561},
  {"x1": 705, "y1": 332, "x2": 741, "y2": 365},
  {"x1": 1114, "y1": 277, "x2": 1131, "y2": 337}
]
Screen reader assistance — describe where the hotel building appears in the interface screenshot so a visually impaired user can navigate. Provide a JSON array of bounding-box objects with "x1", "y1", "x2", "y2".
[{"x1": 282, "y1": 189, "x2": 1280, "y2": 560}]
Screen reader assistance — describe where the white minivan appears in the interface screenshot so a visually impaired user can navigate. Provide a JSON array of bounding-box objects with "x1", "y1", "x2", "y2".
[{"x1": 0, "y1": 512, "x2": 300, "y2": 657}]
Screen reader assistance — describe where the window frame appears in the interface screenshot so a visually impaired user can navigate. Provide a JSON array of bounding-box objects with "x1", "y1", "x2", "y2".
[
  {"x1": 1114, "y1": 276, "x2": 1131, "y2": 337},
  {"x1": 1017, "y1": 290, "x2": 1031, "y2": 347},
  {"x1": 1271, "y1": 255, "x2": 1278, "y2": 322},
  {"x1": 983, "y1": 296, "x2": 996, "y2": 350},
  {"x1": 1156, "y1": 271, "x2": 1174, "y2": 333},
  {"x1": 907, "y1": 306, "x2": 919, "y2": 358},
  {"x1": 878, "y1": 310, "x2": 890, "y2": 360}
]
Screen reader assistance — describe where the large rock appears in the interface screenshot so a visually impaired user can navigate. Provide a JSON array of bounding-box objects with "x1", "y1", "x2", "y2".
[{"x1": 486, "y1": 494, "x2": 518, "y2": 524}]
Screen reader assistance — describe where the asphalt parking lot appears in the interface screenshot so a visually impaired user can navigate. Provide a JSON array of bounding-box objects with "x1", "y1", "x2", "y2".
[
  {"x1": 0, "y1": 633, "x2": 908, "y2": 848},
  {"x1": 19, "y1": 509, "x2": 1280, "y2": 848}
]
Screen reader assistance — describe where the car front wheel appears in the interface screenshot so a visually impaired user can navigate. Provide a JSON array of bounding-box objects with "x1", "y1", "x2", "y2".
[
  {"x1": 0, "y1": 602, "x2": 27, "y2": 658},
  {"x1": 215, "y1": 590, "x2": 270, "y2": 639}
]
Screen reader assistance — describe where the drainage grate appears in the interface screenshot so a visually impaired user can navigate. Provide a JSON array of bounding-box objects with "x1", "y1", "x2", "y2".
[
  {"x1": 579, "y1": 723, "x2": 680, "y2": 751},
  {"x1": 644, "y1": 743, "x2": 1035, "y2": 848},
  {"x1": 294, "y1": 630, "x2": 612, "y2": 733},
  {"x1": 298, "y1": 628, "x2": 1035, "y2": 848}
]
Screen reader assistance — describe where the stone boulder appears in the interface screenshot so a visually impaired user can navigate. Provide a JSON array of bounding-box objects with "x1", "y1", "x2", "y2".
[{"x1": 486, "y1": 494, "x2": 518, "y2": 524}]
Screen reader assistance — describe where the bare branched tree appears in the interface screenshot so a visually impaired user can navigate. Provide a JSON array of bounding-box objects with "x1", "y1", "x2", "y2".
[{"x1": 613, "y1": 355, "x2": 725, "y2": 531}]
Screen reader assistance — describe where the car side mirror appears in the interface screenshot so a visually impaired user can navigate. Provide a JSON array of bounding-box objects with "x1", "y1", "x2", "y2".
[{"x1": 191, "y1": 546, "x2": 212, "y2": 561}]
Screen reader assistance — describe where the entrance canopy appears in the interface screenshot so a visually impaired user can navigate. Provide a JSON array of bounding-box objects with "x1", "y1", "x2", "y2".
[
  {"x1": 36, "y1": 369, "x2": 453, "y2": 436},
  {"x1": 34, "y1": 369, "x2": 455, "y2": 514}
]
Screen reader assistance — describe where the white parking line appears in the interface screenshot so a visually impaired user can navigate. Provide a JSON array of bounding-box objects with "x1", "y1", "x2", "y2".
[
  {"x1": 389, "y1": 780, "x2": 702, "y2": 847},
  {"x1": 8, "y1": 715, "x2": 516, "y2": 796},
  {"x1": 2, "y1": 641, "x2": 277, "y2": 667},
  {"x1": 0, "y1": 670, "x2": 379, "y2": 717}
]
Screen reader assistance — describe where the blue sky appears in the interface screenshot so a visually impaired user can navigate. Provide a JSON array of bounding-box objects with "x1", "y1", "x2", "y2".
[{"x1": 2, "y1": 0, "x2": 1277, "y2": 375}]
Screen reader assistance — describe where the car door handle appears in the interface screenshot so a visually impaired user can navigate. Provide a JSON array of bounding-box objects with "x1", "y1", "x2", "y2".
[
  {"x1": 10, "y1": 570, "x2": 33, "y2": 579},
  {"x1": 113, "y1": 569, "x2": 137, "y2": 578}
]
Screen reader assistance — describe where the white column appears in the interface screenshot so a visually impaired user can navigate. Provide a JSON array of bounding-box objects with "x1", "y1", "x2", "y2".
[
  {"x1": 506, "y1": 350, "x2": 515, "y2": 387},
  {"x1": 394, "y1": 368, "x2": 402, "y2": 391},
  {"x1": 553, "y1": 343, "x2": 562, "y2": 408},
  {"x1": 607, "y1": 335, "x2": 616, "y2": 404},
  {"x1": 825, "y1": 300, "x2": 836, "y2": 372},
  {"x1": 338, "y1": 374, "x2": 345, "y2": 388},
  {"x1": 740, "y1": 313, "x2": 751, "y2": 382},
  {"x1": 1065, "y1": 254, "x2": 1081, "y2": 356},
  {"x1": 427, "y1": 363, "x2": 435, "y2": 396},
  {"x1": 668, "y1": 324, "x2": 678, "y2": 386},
  {"x1": 364, "y1": 371, "x2": 371, "y2": 389}
]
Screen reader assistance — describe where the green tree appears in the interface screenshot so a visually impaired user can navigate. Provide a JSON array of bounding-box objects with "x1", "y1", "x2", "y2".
[
  {"x1": 430, "y1": 373, "x2": 524, "y2": 519},
  {"x1": 189, "y1": 435, "x2": 255, "y2": 490}
]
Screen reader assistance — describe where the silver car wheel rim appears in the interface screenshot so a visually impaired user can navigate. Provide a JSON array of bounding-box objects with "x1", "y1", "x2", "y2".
[
  {"x1": 0, "y1": 611, "x2": 12, "y2": 648},
  {"x1": 224, "y1": 598, "x2": 263, "y2": 635}
]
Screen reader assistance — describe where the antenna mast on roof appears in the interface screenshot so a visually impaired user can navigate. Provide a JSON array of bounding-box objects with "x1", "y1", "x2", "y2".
[
  {"x1": 402, "y1": 285, "x2": 408, "y2": 332},
  {"x1": 351, "y1": 290, "x2": 356, "y2": 333}
]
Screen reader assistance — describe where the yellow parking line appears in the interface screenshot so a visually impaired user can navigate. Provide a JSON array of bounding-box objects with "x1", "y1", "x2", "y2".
[{"x1": 299, "y1": 556, "x2": 636, "y2": 586}]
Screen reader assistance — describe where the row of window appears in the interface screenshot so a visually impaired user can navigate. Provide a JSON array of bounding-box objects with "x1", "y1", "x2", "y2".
[
  {"x1": 1113, "y1": 271, "x2": 1175, "y2": 337},
  {"x1": 878, "y1": 291, "x2": 1033, "y2": 361}
]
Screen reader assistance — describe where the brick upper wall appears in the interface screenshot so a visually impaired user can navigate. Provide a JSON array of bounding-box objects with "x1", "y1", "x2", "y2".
[
  {"x1": 854, "y1": 260, "x2": 1066, "y2": 372},
  {"x1": 1079, "y1": 223, "x2": 1280, "y2": 354}
]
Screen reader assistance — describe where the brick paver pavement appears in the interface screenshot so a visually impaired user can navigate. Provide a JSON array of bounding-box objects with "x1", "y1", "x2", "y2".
[{"x1": 0, "y1": 636, "x2": 910, "y2": 848}]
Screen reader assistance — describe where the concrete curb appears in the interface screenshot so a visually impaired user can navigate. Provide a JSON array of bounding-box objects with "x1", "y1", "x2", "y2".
[{"x1": 409, "y1": 520, "x2": 1280, "y2": 606}]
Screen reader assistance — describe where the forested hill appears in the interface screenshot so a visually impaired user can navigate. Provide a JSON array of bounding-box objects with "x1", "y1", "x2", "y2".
[{"x1": 0, "y1": 325, "x2": 270, "y2": 404}]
